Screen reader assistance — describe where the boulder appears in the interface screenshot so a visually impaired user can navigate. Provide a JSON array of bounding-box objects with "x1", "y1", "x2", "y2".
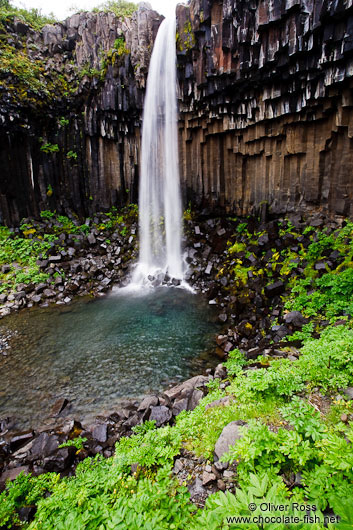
[
  {"x1": 149, "y1": 406, "x2": 172, "y2": 427},
  {"x1": 0, "y1": 466, "x2": 30, "y2": 488},
  {"x1": 163, "y1": 375, "x2": 208, "y2": 401},
  {"x1": 172, "y1": 398, "x2": 189, "y2": 416},
  {"x1": 51, "y1": 398, "x2": 69, "y2": 417},
  {"x1": 137, "y1": 395, "x2": 159, "y2": 412},
  {"x1": 30, "y1": 432, "x2": 59, "y2": 459},
  {"x1": 202, "y1": 470, "x2": 216, "y2": 486},
  {"x1": 205, "y1": 396, "x2": 232, "y2": 411},
  {"x1": 214, "y1": 421, "x2": 246, "y2": 461},
  {"x1": 91, "y1": 424, "x2": 108, "y2": 443},
  {"x1": 265, "y1": 281, "x2": 286, "y2": 297},
  {"x1": 188, "y1": 389, "x2": 204, "y2": 411},
  {"x1": 284, "y1": 311, "x2": 308, "y2": 328}
]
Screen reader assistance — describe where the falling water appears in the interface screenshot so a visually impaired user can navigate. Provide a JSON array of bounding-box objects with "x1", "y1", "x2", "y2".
[{"x1": 133, "y1": 15, "x2": 183, "y2": 284}]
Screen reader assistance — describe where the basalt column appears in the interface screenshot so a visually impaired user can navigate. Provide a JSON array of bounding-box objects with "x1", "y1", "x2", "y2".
[{"x1": 176, "y1": 0, "x2": 353, "y2": 218}]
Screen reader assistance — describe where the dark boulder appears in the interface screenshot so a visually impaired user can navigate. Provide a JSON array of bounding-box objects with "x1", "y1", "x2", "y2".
[{"x1": 149, "y1": 406, "x2": 172, "y2": 427}]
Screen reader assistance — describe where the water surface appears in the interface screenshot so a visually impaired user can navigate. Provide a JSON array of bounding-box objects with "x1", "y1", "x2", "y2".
[{"x1": 0, "y1": 288, "x2": 218, "y2": 429}]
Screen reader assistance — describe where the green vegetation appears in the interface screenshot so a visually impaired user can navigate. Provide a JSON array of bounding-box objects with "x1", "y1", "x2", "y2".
[
  {"x1": 176, "y1": 22, "x2": 196, "y2": 53},
  {"x1": 0, "y1": 226, "x2": 52, "y2": 293},
  {"x1": 58, "y1": 117, "x2": 69, "y2": 127},
  {"x1": 0, "y1": 1, "x2": 77, "y2": 106},
  {"x1": 92, "y1": 0, "x2": 137, "y2": 18},
  {"x1": 40, "y1": 143, "x2": 59, "y2": 154},
  {"x1": 0, "y1": 0, "x2": 56, "y2": 30},
  {"x1": 0, "y1": 206, "x2": 137, "y2": 296},
  {"x1": 66, "y1": 150, "x2": 78, "y2": 160},
  {"x1": 1, "y1": 217, "x2": 353, "y2": 528}
]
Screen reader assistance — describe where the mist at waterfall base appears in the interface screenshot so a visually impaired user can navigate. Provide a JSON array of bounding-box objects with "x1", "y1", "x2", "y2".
[
  {"x1": 0, "y1": 290, "x2": 219, "y2": 429},
  {"x1": 132, "y1": 15, "x2": 184, "y2": 286}
]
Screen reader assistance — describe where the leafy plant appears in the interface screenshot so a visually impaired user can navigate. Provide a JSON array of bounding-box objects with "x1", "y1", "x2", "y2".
[
  {"x1": 40, "y1": 143, "x2": 59, "y2": 154},
  {"x1": 59, "y1": 437, "x2": 87, "y2": 451},
  {"x1": 66, "y1": 150, "x2": 78, "y2": 160}
]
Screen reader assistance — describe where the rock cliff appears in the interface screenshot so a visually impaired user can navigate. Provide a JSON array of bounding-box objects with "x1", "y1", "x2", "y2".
[
  {"x1": 0, "y1": 4, "x2": 162, "y2": 224},
  {"x1": 176, "y1": 0, "x2": 353, "y2": 217},
  {"x1": 1, "y1": 0, "x2": 353, "y2": 225}
]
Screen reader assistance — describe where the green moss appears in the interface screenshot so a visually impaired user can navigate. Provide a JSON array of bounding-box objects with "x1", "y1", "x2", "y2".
[{"x1": 176, "y1": 21, "x2": 195, "y2": 52}]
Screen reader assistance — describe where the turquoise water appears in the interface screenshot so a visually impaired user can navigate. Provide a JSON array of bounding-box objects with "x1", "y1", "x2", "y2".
[{"x1": 0, "y1": 288, "x2": 218, "y2": 429}]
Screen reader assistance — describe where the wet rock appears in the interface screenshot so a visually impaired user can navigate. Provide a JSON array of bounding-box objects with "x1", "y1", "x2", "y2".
[
  {"x1": 123, "y1": 414, "x2": 140, "y2": 428},
  {"x1": 43, "y1": 289, "x2": 56, "y2": 298},
  {"x1": 14, "y1": 291, "x2": 26, "y2": 301},
  {"x1": 265, "y1": 281, "x2": 286, "y2": 298},
  {"x1": 214, "y1": 460, "x2": 228, "y2": 472},
  {"x1": 172, "y1": 398, "x2": 189, "y2": 416},
  {"x1": 43, "y1": 447, "x2": 75, "y2": 472},
  {"x1": 164, "y1": 375, "x2": 208, "y2": 401},
  {"x1": 188, "y1": 477, "x2": 206, "y2": 501},
  {"x1": 216, "y1": 335, "x2": 228, "y2": 346},
  {"x1": 218, "y1": 313, "x2": 227, "y2": 323},
  {"x1": 314, "y1": 262, "x2": 327, "y2": 272},
  {"x1": 149, "y1": 406, "x2": 172, "y2": 427},
  {"x1": 202, "y1": 470, "x2": 216, "y2": 486},
  {"x1": 274, "y1": 325, "x2": 290, "y2": 339},
  {"x1": 217, "y1": 479, "x2": 226, "y2": 491},
  {"x1": 0, "y1": 293, "x2": 7, "y2": 303},
  {"x1": 87, "y1": 233, "x2": 96, "y2": 245},
  {"x1": 18, "y1": 506, "x2": 36, "y2": 523},
  {"x1": 51, "y1": 398, "x2": 69, "y2": 417},
  {"x1": 214, "y1": 421, "x2": 246, "y2": 461},
  {"x1": 2, "y1": 264, "x2": 11, "y2": 274},
  {"x1": 30, "y1": 432, "x2": 59, "y2": 459},
  {"x1": 205, "y1": 396, "x2": 232, "y2": 411},
  {"x1": 9, "y1": 431, "x2": 34, "y2": 451},
  {"x1": 173, "y1": 458, "x2": 184, "y2": 474},
  {"x1": 32, "y1": 294, "x2": 42, "y2": 303},
  {"x1": 205, "y1": 262, "x2": 213, "y2": 275},
  {"x1": 284, "y1": 311, "x2": 308, "y2": 328},
  {"x1": 214, "y1": 363, "x2": 227, "y2": 379},
  {"x1": 137, "y1": 395, "x2": 159, "y2": 412},
  {"x1": 188, "y1": 389, "x2": 204, "y2": 411},
  {"x1": 215, "y1": 347, "x2": 227, "y2": 360},
  {"x1": 91, "y1": 424, "x2": 108, "y2": 443},
  {"x1": 0, "y1": 466, "x2": 30, "y2": 488}
]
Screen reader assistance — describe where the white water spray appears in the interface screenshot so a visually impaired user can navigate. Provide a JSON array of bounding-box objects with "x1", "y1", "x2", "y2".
[{"x1": 133, "y1": 15, "x2": 183, "y2": 285}]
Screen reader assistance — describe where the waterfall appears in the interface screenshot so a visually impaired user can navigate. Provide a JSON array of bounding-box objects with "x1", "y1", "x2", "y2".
[{"x1": 133, "y1": 15, "x2": 183, "y2": 285}]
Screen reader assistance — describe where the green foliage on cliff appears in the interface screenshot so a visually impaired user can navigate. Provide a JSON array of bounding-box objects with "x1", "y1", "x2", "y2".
[
  {"x1": 0, "y1": 2, "x2": 77, "y2": 106},
  {"x1": 0, "y1": 40, "x2": 77, "y2": 105},
  {"x1": 176, "y1": 22, "x2": 196, "y2": 53},
  {"x1": 92, "y1": 0, "x2": 137, "y2": 19},
  {"x1": 0, "y1": 0, "x2": 56, "y2": 30}
]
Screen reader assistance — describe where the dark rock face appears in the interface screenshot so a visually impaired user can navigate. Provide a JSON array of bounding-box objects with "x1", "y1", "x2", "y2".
[
  {"x1": 176, "y1": 0, "x2": 353, "y2": 218},
  {"x1": 0, "y1": 6, "x2": 162, "y2": 225},
  {"x1": 1, "y1": 1, "x2": 353, "y2": 223}
]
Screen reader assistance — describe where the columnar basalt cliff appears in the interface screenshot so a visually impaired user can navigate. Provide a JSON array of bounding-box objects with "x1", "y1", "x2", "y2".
[
  {"x1": 1, "y1": 0, "x2": 353, "y2": 225},
  {"x1": 176, "y1": 0, "x2": 353, "y2": 217},
  {"x1": 0, "y1": 4, "x2": 162, "y2": 225}
]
